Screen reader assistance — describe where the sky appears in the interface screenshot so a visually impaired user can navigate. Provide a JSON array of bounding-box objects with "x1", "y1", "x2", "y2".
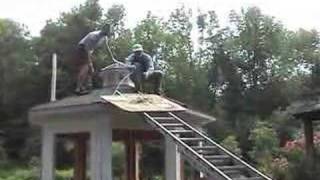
[{"x1": 1, "y1": 0, "x2": 320, "y2": 36}]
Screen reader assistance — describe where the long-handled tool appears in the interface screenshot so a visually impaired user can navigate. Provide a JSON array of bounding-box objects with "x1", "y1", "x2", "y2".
[{"x1": 101, "y1": 39, "x2": 134, "y2": 95}]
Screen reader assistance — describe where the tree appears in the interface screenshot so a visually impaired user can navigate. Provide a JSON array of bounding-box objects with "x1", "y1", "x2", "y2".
[
  {"x1": 0, "y1": 19, "x2": 40, "y2": 159},
  {"x1": 291, "y1": 29, "x2": 320, "y2": 92},
  {"x1": 164, "y1": 6, "x2": 195, "y2": 103},
  {"x1": 102, "y1": 4, "x2": 133, "y2": 63},
  {"x1": 134, "y1": 12, "x2": 166, "y2": 57}
]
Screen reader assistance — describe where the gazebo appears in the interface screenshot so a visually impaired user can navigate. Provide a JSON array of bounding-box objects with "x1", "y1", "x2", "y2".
[
  {"x1": 29, "y1": 64, "x2": 214, "y2": 180},
  {"x1": 287, "y1": 93, "x2": 320, "y2": 161}
]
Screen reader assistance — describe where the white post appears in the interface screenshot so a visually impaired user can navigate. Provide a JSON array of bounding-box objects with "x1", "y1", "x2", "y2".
[
  {"x1": 91, "y1": 120, "x2": 112, "y2": 180},
  {"x1": 50, "y1": 53, "x2": 57, "y2": 102},
  {"x1": 199, "y1": 141, "x2": 205, "y2": 179},
  {"x1": 165, "y1": 137, "x2": 181, "y2": 180},
  {"x1": 41, "y1": 127, "x2": 55, "y2": 180}
]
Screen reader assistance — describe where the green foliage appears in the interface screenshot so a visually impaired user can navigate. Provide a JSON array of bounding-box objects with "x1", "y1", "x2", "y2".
[
  {"x1": 134, "y1": 12, "x2": 166, "y2": 56},
  {"x1": 1, "y1": 169, "x2": 36, "y2": 180},
  {"x1": 112, "y1": 143, "x2": 125, "y2": 178},
  {"x1": 0, "y1": 18, "x2": 41, "y2": 159},
  {"x1": 249, "y1": 121, "x2": 279, "y2": 161},
  {"x1": 0, "y1": 167, "x2": 73, "y2": 180},
  {"x1": 246, "y1": 120, "x2": 283, "y2": 177},
  {"x1": 221, "y1": 135, "x2": 241, "y2": 156},
  {"x1": 141, "y1": 141, "x2": 164, "y2": 179},
  {"x1": 0, "y1": 162, "x2": 37, "y2": 180},
  {"x1": 56, "y1": 169, "x2": 73, "y2": 180}
]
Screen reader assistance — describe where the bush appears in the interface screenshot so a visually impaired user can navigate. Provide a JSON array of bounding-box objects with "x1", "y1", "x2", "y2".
[
  {"x1": 249, "y1": 121, "x2": 279, "y2": 161},
  {"x1": 56, "y1": 169, "x2": 73, "y2": 180},
  {"x1": 282, "y1": 142, "x2": 320, "y2": 180},
  {"x1": 0, "y1": 164, "x2": 37, "y2": 180},
  {"x1": 249, "y1": 121, "x2": 281, "y2": 177},
  {"x1": 3, "y1": 169, "x2": 36, "y2": 180},
  {"x1": 221, "y1": 135, "x2": 241, "y2": 156},
  {"x1": 0, "y1": 162, "x2": 73, "y2": 180}
]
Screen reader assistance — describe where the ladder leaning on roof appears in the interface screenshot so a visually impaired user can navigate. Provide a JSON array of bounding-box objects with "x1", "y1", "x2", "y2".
[{"x1": 143, "y1": 112, "x2": 272, "y2": 180}]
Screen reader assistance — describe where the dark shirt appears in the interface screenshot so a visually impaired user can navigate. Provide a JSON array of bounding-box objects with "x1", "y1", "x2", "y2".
[
  {"x1": 127, "y1": 52, "x2": 154, "y2": 72},
  {"x1": 78, "y1": 30, "x2": 107, "y2": 52}
]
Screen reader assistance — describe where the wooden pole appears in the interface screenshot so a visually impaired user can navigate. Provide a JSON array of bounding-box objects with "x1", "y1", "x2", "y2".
[
  {"x1": 74, "y1": 134, "x2": 87, "y2": 180},
  {"x1": 125, "y1": 131, "x2": 141, "y2": 180},
  {"x1": 135, "y1": 142, "x2": 141, "y2": 180},
  {"x1": 180, "y1": 159, "x2": 185, "y2": 180},
  {"x1": 50, "y1": 53, "x2": 57, "y2": 102},
  {"x1": 303, "y1": 120, "x2": 315, "y2": 161}
]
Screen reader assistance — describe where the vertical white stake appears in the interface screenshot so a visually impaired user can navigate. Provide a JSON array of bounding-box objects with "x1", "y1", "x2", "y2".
[{"x1": 51, "y1": 53, "x2": 57, "y2": 102}]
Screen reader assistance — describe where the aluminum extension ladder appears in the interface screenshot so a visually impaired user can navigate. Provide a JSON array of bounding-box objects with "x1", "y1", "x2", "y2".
[{"x1": 143, "y1": 112, "x2": 272, "y2": 180}]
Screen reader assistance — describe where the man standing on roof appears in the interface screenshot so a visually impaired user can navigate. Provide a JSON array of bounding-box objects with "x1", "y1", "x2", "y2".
[
  {"x1": 74, "y1": 24, "x2": 111, "y2": 95},
  {"x1": 126, "y1": 44, "x2": 163, "y2": 95}
]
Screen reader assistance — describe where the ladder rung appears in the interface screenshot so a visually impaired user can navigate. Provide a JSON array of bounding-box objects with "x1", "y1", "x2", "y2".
[
  {"x1": 153, "y1": 117, "x2": 175, "y2": 120},
  {"x1": 210, "y1": 159, "x2": 233, "y2": 166},
  {"x1": 204, "y1": 155, "x2": 230, "y2": 159},
  {"x1": 170, "y1": 130, "x2": 193, "y2": 133},
  {"x1": 222, "y1": 169, "x2": 242, "y2": 177},
  {"x1": 191, "y1": 146, "x2": 216, "y2": 150},
  {"x1": 234, "y1": 177, "x2": 263, "y2": 180},
  {"x1": 180, "y1": 137, "x2": 204, "y2": 141},
  {"x1": 161, "y1": 123, "x2": 184, "y2": 127},
  {"x1": 197, "y1": 150, "x2": 217, "y2": 155},
  {"x1": 219, "y1": 165, "x2": 246, "y2": 171}
]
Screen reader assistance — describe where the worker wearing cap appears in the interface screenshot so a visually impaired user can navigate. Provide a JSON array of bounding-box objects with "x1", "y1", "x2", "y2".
[
  {"x1": 74, "y1": 24, "x2": 111, "y2": 95},
  {"x1": 126, "y1": 44, "x2": 163, "y2": 94}
]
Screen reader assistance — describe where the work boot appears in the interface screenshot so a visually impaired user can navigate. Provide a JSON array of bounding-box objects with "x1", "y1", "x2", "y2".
[{"x1": 75, "y1": 86, "x2": 89, "y2": 96}]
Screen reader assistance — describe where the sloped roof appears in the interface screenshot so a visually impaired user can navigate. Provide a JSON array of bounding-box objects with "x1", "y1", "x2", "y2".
[
  {"x1": 286, "y1": 95, "x2": 320, "y2": 120},
  {"x1": 30, "y1": 86, "x2": 215, "y2": 124},
  {"x1": 30, "y1": 86, "x2": 132, "y2": 112}
]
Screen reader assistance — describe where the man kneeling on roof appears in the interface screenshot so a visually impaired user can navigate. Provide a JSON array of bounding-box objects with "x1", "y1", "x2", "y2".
[{"x1": 126, "y1": 44, "x2": 163, "y2": 95}]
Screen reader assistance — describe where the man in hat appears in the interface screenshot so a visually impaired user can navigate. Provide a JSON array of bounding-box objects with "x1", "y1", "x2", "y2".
[
  {"x1": 126, "y1": 44, "x2": 163, "y2": 94},
  {"x1": 74, "y1": 24, "x2": 111, "y2": 95}
]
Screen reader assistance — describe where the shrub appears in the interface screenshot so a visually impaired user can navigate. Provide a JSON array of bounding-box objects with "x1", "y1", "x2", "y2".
[
  {"x1": 249, "y1": 121, "x2": 281, "y2": 177},
  {"x1": 221, "y1": 135, "x2": 241, "y2": 156},
  {"x1": 282, "y1": 134, "x2": 320, "y2": 180},
  {"x1": 249, "y1": 121, "x2": 279, "y2": 161},
  {"x1": 56, "y1": 169, "x2": 73, "y2": 180}
]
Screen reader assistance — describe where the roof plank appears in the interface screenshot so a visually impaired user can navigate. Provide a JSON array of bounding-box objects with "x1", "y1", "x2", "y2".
[{"x1": 101, "y1": 94, "x2": 186, "y2": 112}]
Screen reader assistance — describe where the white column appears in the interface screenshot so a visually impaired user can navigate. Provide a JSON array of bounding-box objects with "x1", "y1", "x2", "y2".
[
  {"x1": 165, "y1": 137, "x2": 181, "y2": 180},
  {"x1": 91, "y1": 120, "x2": 112, "y2": 180},
  {"x1": 41, "y1": 127, "x2": 55, "y2": 180}
]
